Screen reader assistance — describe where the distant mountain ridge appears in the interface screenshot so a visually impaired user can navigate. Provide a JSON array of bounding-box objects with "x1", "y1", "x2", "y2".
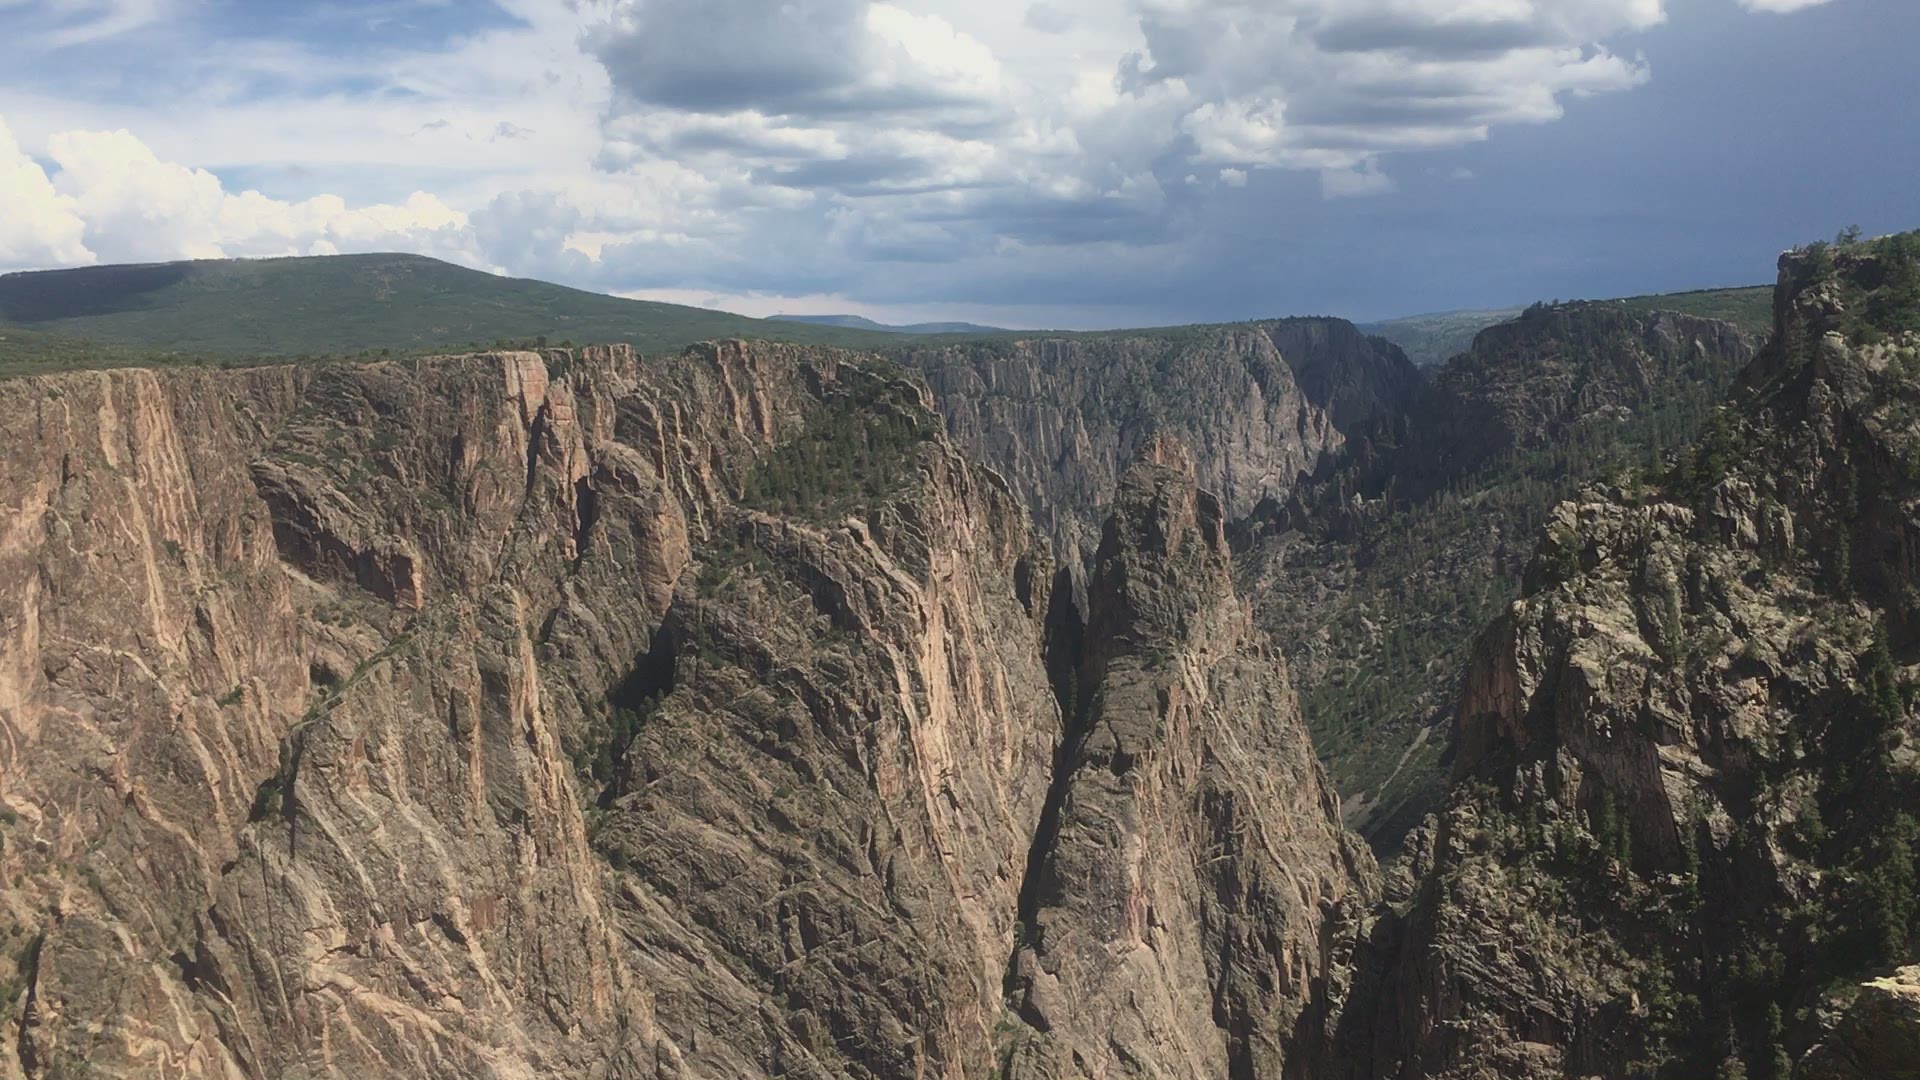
[
  {"x1": 769, "y1": 313, "x2": 1009, "y2": 335},
  {"x1": 2, "y1": 251, "x2": 1777, "y2": 383},
  {"x1": 1358, "y1": 307, "x2": 1525, "y2": 367},
  {"x1": 1362, "y1": 285, "x2": 1772, "y2": 366}
]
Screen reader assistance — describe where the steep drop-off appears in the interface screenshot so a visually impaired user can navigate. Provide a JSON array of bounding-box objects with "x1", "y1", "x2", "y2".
[
  {"x1": 1248, "y1": 303, "x2": 1760, "y2": 849},
  {"x1": 0, "y1": 340, "x2": 1373, "y2": 1078}
]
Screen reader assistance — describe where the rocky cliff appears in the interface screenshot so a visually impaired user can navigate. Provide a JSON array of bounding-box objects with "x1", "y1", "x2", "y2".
[
  {"x1": 892, "y1": 321, "x2": 1417, "y2": 573},
  {"x1": 1350, "y1": 233, "x2": 1920, "y2": 1078},
  {"x1": 0, "y1": 339, "x2": 1374, "y2": 1078}
]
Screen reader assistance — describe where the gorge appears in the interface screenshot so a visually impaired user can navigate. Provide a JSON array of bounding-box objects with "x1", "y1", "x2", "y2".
[{"x1": 1, "y1": 232, "x2": 1917, "y2": 1079}]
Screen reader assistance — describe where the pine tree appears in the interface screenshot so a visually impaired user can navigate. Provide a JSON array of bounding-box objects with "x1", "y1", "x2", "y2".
[
  {"x1": 1862, "y1": 812, "x2": 1918, "y2": 963},
  {"x1": 1762, "y1": 1003, "x2": 1792, "y2": 1080}
]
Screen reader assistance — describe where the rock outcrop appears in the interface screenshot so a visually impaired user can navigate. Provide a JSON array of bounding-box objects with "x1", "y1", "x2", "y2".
[
  {"x1": 9, "y1": 221, "x2": 1913, "y2": 1080},
  {"x1": 1001, "y1": 437, "x2": 1376, "y2": 1079},
  {"x1": 1799, "y1": 966, "x2": 1920, "y2": 1080},
  {"x1": 1350, "y1": 234, "x2": 1920, "y2": 1078},
  {"x1": 1398, "y1": 304, "x2": 1758, "y2": 501}
]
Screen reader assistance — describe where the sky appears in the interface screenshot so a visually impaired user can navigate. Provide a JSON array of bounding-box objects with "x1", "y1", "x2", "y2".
[{"x1": 0, "y1": 0, "x2": 1912, "y2": 328}]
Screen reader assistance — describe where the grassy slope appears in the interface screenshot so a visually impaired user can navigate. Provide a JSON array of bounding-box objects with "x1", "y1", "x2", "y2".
[
  {"x1": 769, "y1": 314, "x2": 1008, "y2": 334},
  {"x1": 0, "y1": 253, "x2": 913, "y2": 363},
  {"x1": 1606, "y1": 285, "x2": 1774, "y2": 332},
  {"x1": 0, "y1": 325, "x2": 185, "y2": 378},
  {"x1": 2, "y1": 251, "x2": 1779, "y2": 382},
  {"x1": 0, "y1": 254, "x2": 1306, "y2": 377}
]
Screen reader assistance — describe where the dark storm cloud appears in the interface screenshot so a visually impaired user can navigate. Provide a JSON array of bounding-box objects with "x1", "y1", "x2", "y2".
[
  {"x1": 584, "y1": 0, "x2": 872, "y2": 115},
  {"x1": 1306, "y1": 14, "x2": 1552, "y2": 58}
]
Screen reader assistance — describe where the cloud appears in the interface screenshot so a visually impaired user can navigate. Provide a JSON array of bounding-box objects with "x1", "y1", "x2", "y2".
[
  {"x1": 1127, "y1": 0, "x2": 1657, "y2": 176},
  {"x1": 0, "y1": 114, "x2": 91, "y2": 269},
  {"x1": 585, "y1": 0, "x2": 1007, "y2": 123},
  {"x1": 0, "y1": 114, "x2": 483, "y2": 268},
  {"x1": 37, "y1": 0, "x2": 169, "y2": 48},
  {"x1": 395, "y1": 0, "x2": 1695, "y2": 312},
  {"x1": 0, "y1": 0, "x2": 1872, "y2": 324},
  {"x1": 577, "y1": 0, "x2": 1666, "y2": 242},
  {"x1": 1735, "y1": 0, "x2": 1835, "y2": 11},
  {"x1": 1024, "y1": 3, "x2": 1075, "y2": 34},
  {"x1": 1321, "y1": 163, "x2": 1397, "y2": 199}
]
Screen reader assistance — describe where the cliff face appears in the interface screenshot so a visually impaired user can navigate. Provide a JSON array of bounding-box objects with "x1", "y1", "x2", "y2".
[
  {"x1": 585, "y1": 359, "x2": 1064, "y2": 1079},
  {"x1": 1355, "y1": 235, "x2": 1920, "y2": 1079},
  {"x1": 0, "y1": 349, "x2": 660, "y2": 1078},
  {"x1": 1258, "y1": 318, "x2": 1423, "y2": 435},
  {"x1": 0, "y1": 340, "x2": 1372, "y2": 1078},
  {"x1": 1401, "y1": 304, "x2": 1758, "y2": 500},
  {"x1": 1001, "y1": 437, "x2": 1376, "y2": 1079},
  {"x1": 893, "y1": 322, "x2": 1417, "y2": 571}
]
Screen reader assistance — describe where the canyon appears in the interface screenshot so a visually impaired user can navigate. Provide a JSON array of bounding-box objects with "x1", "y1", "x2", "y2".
[{"x1": 0, "y1": 232, "x2": 1917, "y2": 1078}]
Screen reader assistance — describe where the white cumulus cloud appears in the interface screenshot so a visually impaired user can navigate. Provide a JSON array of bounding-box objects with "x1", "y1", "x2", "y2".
[
  {"x1": 0, "y1": 114, "x2": 91, "y2": 269},
  {"x1": 0, "y1": 115, "x2": 485, "y2": 269}
]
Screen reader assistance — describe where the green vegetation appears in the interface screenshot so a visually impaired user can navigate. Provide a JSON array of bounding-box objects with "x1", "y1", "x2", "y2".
[
  {"x1": 0, "y1": 253, "x2": 912, "y2": 363},
  {"x1": 769, "y1": 313, "x2": 1008, "y2": 334},
  {"x1": 1605, "y1": 286, "x2": 1775, "y2": 336},
  {"x1": 1793, "y1": 229, "x2": 1920, "y2": 346},
  {"x1": 1, "y1": 251, "x2": 1792, "y2": 387},
  {"x1": 578, "y1": 696, "x2": 664, "y2": 787},
  {"x1": 0, "y1": 324, "x2": 220, "y2": 379},
  {"x1": 1680, "y1": 621, "x2": 1920, "y2": 1080},
  {"x1": 741, "y1": 369, "x2": 936, "y2": 520},
  {"x1": 1447, "y1": 234, "x2": 1920, "y2": 1078}
]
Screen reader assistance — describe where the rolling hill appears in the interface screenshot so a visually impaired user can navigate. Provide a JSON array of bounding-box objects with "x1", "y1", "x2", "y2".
[
  {"x1": 0, "y1": 253, "x2": 906, "y2": 362},
  {"x1": 0, "y1": 251, "x2": 1780, "y2": 383}
]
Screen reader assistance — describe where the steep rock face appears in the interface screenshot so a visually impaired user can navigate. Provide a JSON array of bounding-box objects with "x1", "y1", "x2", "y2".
[
  {"x1": 0, "y1": 343, "x2": 1061, "y2": 1079},
  {"x1": 1355, "y1": 235, "x2": 1920, "y2": 1079},
  {"x1": 893, "y1": 323, "x2": 1417, "y2": 570},
  {"x1": 1001, "y1": 437, "x2": 1377, "y2": 1079},
  {"x1": 0, "y1": 348, "x2": 669, "y2": 1078},
  {"x1": 588, "y1": 364, "x2": 1066, "y2": 1079},
  {"x1": 1259, "y1": 318, "x2": 1422, "y2": 435}
]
